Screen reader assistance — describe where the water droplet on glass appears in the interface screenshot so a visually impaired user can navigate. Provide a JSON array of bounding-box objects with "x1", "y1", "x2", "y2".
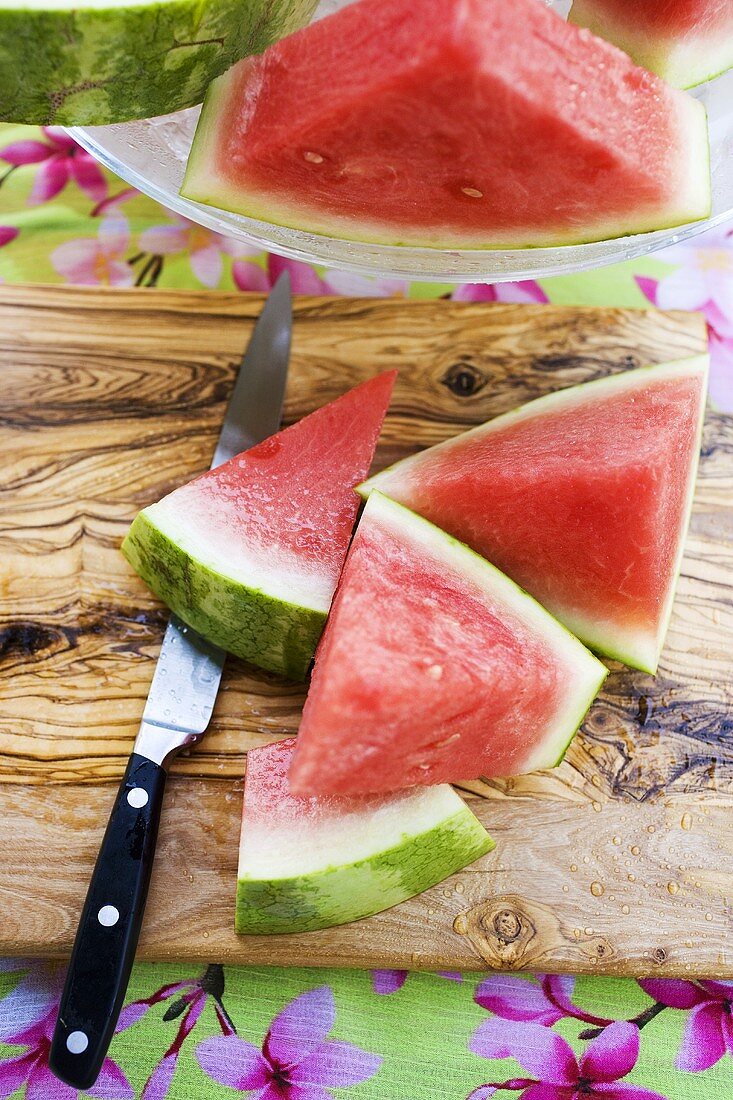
[
  {"x1": 612, "y1": 836, "x2": 621, "y2": 846},
  {"x1": 681, "y1": 813, "x2": 693, "y2": 830},
  {"x1": 590, "y1": 881, "x2": 604, "y2": 897},
  {"x1": 631, "y1": 845, "x2": 640, "y2": 856},
  {"x1": 570, "y1": 864, "x2": 578, "y2": 872},
  {"x1": 667, "y1": 882, "x2": 679, "y2": 895},
  {"x1": 621, "y1": 904, "x2": 630, "y2": 915}
]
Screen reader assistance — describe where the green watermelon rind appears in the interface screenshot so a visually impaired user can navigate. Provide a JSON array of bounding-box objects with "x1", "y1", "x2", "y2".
[
  {"x1": 569, "y1": 0, "x2": 733, "y2": 89},
  {"x1": 0, "y1": 0, "x2": 318, "y2": 126},
  {"x1": 122, "y1": 509, "x2": 326, "y2": 681},
  {"x1": 360, "y1": 356, "x2": 710, "y2": 676},
  {"x1": 181, "y1": 62, "x2": 711, "y2": 249},
  {"x1": 356, "y1": 493, "x2": 608, "y2": 777},
  {"x1": 236, "y1": 803, "x2": 494, "y2": 934}
]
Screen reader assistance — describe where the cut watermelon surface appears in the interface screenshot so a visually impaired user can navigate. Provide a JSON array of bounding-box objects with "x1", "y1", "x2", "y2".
[
  {"x1": 181, "y1": 0, "x2": 710, "y2": 248},
  {"x1": 569, "y1": 0, "x2": 733, "y2": 88},
  {"x1": 362, "y1": 358, "x2": 709, "y2": 675},
  {"x1": 236, "y1": 739, "x2": 494, "y2": 933},
  {"x1": 122, "y1": 371, "x2": 395, "y2": 679},
  {"x1": 289, "y1": 493, "x2": 607, "y2": 797}
]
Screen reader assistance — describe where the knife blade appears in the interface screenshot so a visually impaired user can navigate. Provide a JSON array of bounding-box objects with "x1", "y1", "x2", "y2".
[{"x1": 50, "y1": 274, "x2": 292, "y2": 1091}]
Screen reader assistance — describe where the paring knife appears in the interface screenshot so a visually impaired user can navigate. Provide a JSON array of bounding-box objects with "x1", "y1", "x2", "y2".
[{"x1": 49, "y1": 274, "x2": 292, "y2": 1091}]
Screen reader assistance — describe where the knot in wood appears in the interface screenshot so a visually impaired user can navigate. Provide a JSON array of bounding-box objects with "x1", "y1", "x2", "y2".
[
  {"x1": 491, "y1": 908, "x2": 522, "y2": 943},
  {"x1": 441, "y1": 361, "x2": 487, "y2": 397}
]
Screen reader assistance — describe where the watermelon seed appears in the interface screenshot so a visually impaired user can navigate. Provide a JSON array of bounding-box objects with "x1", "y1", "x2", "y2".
[
  {"x1": 461, "y1": 187, "x2": 483, "y2": 198},
  {"x1": 304, "y1": 151, "x2": 324, "y2": 164}
]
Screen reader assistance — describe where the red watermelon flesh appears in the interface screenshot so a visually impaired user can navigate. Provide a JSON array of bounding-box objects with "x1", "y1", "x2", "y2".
[
  {"x1": 289, "y1": 493, "x2": 607, "y2": 796},
  {"x1": 569, "y1": 0, "x2": 733, "y2": 87},
  {"x1": 163, "y1": 370, "x2": 395, "y2": 609},
  {"x1": 181, "y1": 0, "x2": 710, "y2": 248},
  {"x1": 362, "y1": 359, "x2": 708, "y2": 675}
]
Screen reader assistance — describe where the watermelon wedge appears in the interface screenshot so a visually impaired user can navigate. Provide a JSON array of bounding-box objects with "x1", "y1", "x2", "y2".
[
  {"x1": 236, "y1": 738, "x2": 493, "y2": 933},
  {"x1": 361, "y1": 358, "x2": 709, "y2": 675},
  {"x1": 0, "y1": 0, "x2": 317, "y2": 125},
  {"x1": 289, "y1": 493, "x2": 607, "y2": 797},
  {"x1": 569, "y1": 0, "x2": 733, "y2": 88},
  {"x1": 122, "y1": 372, "x2": 395, "y2": 680},
  {"x1": 181, "y1": 0, "x2": 711, "y2": 249}
]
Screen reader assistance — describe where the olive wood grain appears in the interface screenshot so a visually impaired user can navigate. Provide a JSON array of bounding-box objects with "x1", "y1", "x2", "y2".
[{"x1": 1, "y1": 284, "x2": 729, "y2": 975}]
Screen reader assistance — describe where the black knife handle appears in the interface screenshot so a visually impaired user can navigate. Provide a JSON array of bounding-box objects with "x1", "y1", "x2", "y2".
[{"x1": 49, "y1": 753, "x2": 166, "y2": 1090}]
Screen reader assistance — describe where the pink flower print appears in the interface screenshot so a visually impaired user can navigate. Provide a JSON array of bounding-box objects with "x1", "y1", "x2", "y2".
[
  {"x1": 637, "y1": 224, "x2": 733, "y2": 410},
  {"x1": 371, "y1": 969, "x2": 463, "y2": 994},
  {"x1": 0, "y1": 962, "x2": 132, "y2": 1099},
  {"x1": 638, "y1": 978, "x2": 733, "y2": 1072},
  {"x1": 196, "y1": 984, "x2": 381, "y2": 1098},
  {"x1": 51, "y1": 214, "x2": 134, "y2": 286},
  {"x1": 139, "y1": 213, "x2": 259, "y2": 288},
  {"x1": 0, "y1": 227, "x2": 17, "y2": 248},
  {"x1": 475, "y1": 974, "x2": 612, "y2": 1028},
  {"x1": 118, "y1": 964, "x2": 235, "y2": 1100},
  {"x1": 0, "y1": 127, "x2": 107, "y2": 206},
  {"x1": 233, "y1": 252, "x2": 409, "y2": 297},
  {"x1": 469, "y1": 1019, "x2": 666, "y2": 1099},
  {"x1": 654, "y1": 224, "x2": 733, "y2": 325},
  {"x1": 452, "y1": 280, "x2": 549, "y2": 305}
]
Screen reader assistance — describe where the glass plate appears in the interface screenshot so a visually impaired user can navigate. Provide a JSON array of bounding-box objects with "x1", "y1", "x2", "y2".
[{"x1": 71, "y1": 0, "x2": 733, "y2": 283}]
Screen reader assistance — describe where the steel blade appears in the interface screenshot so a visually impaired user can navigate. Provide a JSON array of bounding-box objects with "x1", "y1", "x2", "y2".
[{"x1": 134, "y1": 274, "x2": 292, "y2": 766}]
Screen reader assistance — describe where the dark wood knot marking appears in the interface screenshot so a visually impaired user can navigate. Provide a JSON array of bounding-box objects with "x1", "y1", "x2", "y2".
[
  {"x1": 493, "y1": 909, "x2": 522, "y2": 943},
  {"x1": 0, "y1": 621, "x2": 77, "y2": 661},
  {"x1": 454, "y1": 894, "x2": 614, "y2": 970},
  {"x1": 441, "y1": 361, "x2": 488, "y2": 397}
]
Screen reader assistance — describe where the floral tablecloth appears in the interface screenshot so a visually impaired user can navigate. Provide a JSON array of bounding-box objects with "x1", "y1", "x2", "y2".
[{"x1": 1, "y1": 125, "x2": 733, "y2": 1100}]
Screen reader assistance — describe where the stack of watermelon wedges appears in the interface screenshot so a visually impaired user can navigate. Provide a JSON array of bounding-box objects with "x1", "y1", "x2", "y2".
[{"x1": 124, "y1": 352, "x2": 709, "y2": 933}]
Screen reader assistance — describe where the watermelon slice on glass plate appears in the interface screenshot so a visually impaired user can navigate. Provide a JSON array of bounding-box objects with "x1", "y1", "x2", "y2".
[
  {"x1": 236, "y1": 738, "x2": 493, "y2": 933},
  {"x1": 569, "y1": 0, "x2": 733, "y2": 89},
  {"x1": 122, "y1": 371, "x2": 395, "y2": 680},
  {"x1": 362, "y1": 358, "x2": 709, "y2": 675},
  {"x1": 289, "y1": 493, "x2": 607, "y2": 797},
  {"x1": 181, "y1": 0, "x2": 711, "y2": 249}
]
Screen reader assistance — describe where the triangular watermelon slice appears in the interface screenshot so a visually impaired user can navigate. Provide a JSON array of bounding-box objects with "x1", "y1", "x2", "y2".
[
  {"x1": 289, "y1": 493, "x2": 607, "y2": 796},
  {"x1": 181, "y1": 0, "x2": 710, "y2": 248},
  {"x1": 237, "y1": 738, "x2": 493, "y2": 933},
  {"x1": 122, "y1": 371, "x2": 396, "y2": 679},
  {"x1": 361, "y1": 358, "x2": 708, "y2": 674},
  {"x1": 569, "y1": 0, "x2": 733, "y2": 89}
]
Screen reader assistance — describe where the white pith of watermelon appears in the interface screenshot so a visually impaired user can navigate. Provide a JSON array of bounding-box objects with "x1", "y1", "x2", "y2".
[
  {"x1": 181, "y1": 0, "x2": 711, "y2": 249},
  {"x1": 236, "y1": 738, "x2": 494, "y2": 933},
  {"x1": 289, "y1": 493, "x2": 607, "y2": 797},
  {"x1": 361, "y1": 357, "x2": 709, "y2": 675},
  {"x1": 0, "y1": 0, "x2": 318, "y2": 126},
  {"x1": 569, "y1": 0, "x2": 733, "y2": 88},
  {"x1": 122, "y1": 371, "x2": 395, "y2": 679}
]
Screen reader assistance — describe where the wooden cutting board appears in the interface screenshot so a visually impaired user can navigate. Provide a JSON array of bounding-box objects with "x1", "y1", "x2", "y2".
[{"x1": 1, "y1": 284, "x2": 730, "y2": 978}]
